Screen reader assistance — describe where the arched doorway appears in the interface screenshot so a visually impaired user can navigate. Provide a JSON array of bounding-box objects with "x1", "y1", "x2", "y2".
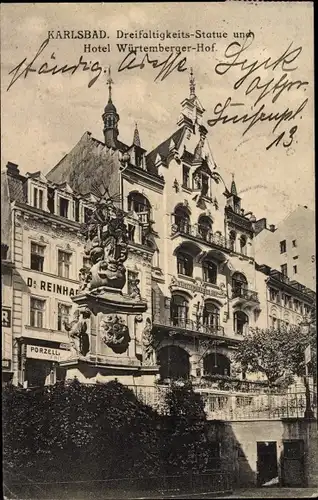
[
  {"x1": 203, "y1": 353, "x2": 231, "y2": 376},
  {"x1": 158, "y1": 345, "x2": 190, "y2": 380}
]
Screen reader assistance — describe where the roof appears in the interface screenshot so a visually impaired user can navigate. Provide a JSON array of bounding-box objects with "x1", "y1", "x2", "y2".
[{"x1": 146, "y1": 126, "x2": 186, "y2": 174}]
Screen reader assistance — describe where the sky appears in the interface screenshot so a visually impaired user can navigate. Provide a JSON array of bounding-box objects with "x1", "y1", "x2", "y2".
[{"x1": 1, "y1": 2, "x2": 314, "y2": 225}]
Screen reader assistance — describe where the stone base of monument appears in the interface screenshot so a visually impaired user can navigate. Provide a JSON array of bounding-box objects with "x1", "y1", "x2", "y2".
[{"x1": 72, "y1": 288, "x2": 147, "y2": 315}]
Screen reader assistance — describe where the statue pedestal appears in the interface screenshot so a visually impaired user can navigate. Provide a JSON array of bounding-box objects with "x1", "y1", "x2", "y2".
[
  {"x1": 72, "y1": 288, "x2": 147, "y2": 315},
  {"x1": 58, "y1": 287, "x2": 158, "y2": 385}
]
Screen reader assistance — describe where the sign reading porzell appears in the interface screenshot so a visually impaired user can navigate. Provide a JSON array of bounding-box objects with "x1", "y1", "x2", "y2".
[{"x1": 26, "y1": 344, "x2": 71, "y2": 362}]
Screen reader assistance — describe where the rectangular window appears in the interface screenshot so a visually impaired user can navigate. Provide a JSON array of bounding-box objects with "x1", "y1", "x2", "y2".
[
  {"x1": 57, "y1": 303, "x2": 72, "y2": 331},
  {"x1": 280, "y1": 240, "x2": 286, "y2": 254},
  {"x1": 293, "y1": 265, "x2": 298, "y2": 274},
  {"x1": 281, "y1": 263, "x2": 288, "y2": 276},
  {"x1": 292, "y1": 239, "x2": 297, "y2": 248},
  {"x1": 177, "y1": 253, "x2": 193, "y2": 277},
  {"x1": 58, "y1": 250, "x2": 71, "y2": 278},
  {"x1": 201, "y1": 174, "x2": 209, "y2": 197},
  {"x1": 182, "y1": 165, "x2": 190, "y2": 188},
  {"x1": 269, "y1": 288, "x2": 280, "y2": 304},
  {"x1": 30, "y1": 243, "x2": 45, "y2": 272},
  {"x1": 128, "y1": 224, "x2": 136, "y2": 242},
  {"x1": 30, "y1": 298, "x2": 45, "y2": 328},
  {"x1": 59, "y1": 197, "x2": 69, "y2": 218},
  {"x1": 33, "y1": 187, "x2": 44, "y2": 209}
]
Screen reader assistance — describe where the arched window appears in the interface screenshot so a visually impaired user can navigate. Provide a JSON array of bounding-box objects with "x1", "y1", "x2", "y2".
[
  {"x1": 158, "y1": 346, "x2": 190, "y2": 381},
  {"x1": 170, "y1": 294, "x2": 190, "y2": 327},
  {"x1": 232, "y1": 272, "x2": 248, "y2": 298},
  {"x1": 229, "y1": 230, "x2": 236, "y2": 252},
  {"x1": 202, "y1": 260, "x2": 217, "y2": 284},
  {"x1": 234, "y1": 311, "x2": 249, "y2": 335},
  {"x1": 203, "y1": 301, "x2": 220, "y2": 328},
  {"x1": 174, "y1": 206, "x2": 190, "y2": 233},
  {"x1": 176, "y1": 251, "x2": 193, "y2": 277},
  {"x1": 198, "y1": 215, "x2": 213, "y2": 240},
  {"x1": 203, "y1": 353, "x2": 231, "y2": 377},
  {"x1": 240, "y1": 235, "x2": 247, "y2": 255},
  {"x1": 152, "y1": 248, "x2": 160, "y2": 268},
  {"x1": 128, "y1": 192, "x2": 151, "y2": 218}
]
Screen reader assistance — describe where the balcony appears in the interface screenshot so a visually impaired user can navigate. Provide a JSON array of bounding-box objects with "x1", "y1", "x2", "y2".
[
  {"x1": 153, "y1": 316, "x2": 225, "y2": 338},
  {"x1": 171, "y1": 222, "x2": 231, "y2": 251},
  {"x1": 231, "y1": 288, "x2": 259, "y2": 305}
]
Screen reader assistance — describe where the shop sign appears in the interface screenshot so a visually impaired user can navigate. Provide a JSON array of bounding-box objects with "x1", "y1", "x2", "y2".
[
  {"x1": 2, "y1": 308, "x2": 11, "y2": 327},
  {"x1": 26, "y1": 344, "x2": 71, "y2": 362},
  {"x1": 27, "y1": 277, "x2": 78, "y2": 297}
]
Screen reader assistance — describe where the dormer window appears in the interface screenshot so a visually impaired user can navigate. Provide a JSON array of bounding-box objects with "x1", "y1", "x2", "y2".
[
  {"x1": 33, "y1": 187, "x2": 44, "y2": 210},
  {"x1": 59, "y1": 197, "x2": 69, "y2": 218}
]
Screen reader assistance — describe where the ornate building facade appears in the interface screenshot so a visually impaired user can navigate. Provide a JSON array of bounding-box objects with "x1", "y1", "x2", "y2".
[{"x1": 1, "y1": 72, "x2": 315, "y2": 389}]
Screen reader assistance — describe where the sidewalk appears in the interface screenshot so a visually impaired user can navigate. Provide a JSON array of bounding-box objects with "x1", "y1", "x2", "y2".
[{"x1": 218, "y1": 488, "x2": 318, "y2": 499}]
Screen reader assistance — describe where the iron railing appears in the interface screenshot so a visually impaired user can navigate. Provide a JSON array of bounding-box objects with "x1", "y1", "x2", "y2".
[
  {"x1": 153, "y1": 316, "x2": 225, "y2": 337},
  {"x1": 232, "y1": 288, "x2": 259, "y2": 302},
  {"x1": 171, "y1": 222, "x2": 231, "y2": 251},
  {"x1": 128, "y1": 385, "x2": 317, "y2": 421}
]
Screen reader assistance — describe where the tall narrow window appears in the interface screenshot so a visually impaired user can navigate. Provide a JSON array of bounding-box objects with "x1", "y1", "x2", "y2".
[
  {"x1": 240, "y1": 235, "x2": 247, "y2": 255},
  {"x1": 203, "y1": 302, "x2": 220, "y2": 328},
  {"x1": 170, "y1": 294, "x2": 189, "y2": 327},
  {"x1": 177, "y1": 252, "x2": 193, "y2": 277},
  {"x1": 280, "y1": 240, "x2": 286, "y2": 253},
  {"x1": 293, "y1": 265, "x2": 298, "y2": 274},
  {"x1": 198, "y1": 215, "x2": 212, "y2": 241},
  {"x1": 174, "y1": 206, "x2": 190, "y2": 233},
  {"x1": 234, "y1": 311, "x2": 249, "y2": 335},
  {"x1": 202, "y1": 261, "x2": 217, "y2": 284},
  {"x1": 59, "y1": 197, "x2": 69, "y2": 218},
  {"x1": 57, "y1": 303, "x2": 72, "y2": 331},
  {"x1": 232, "y1": 272, "x2": 248, "y2": 298},
  {"x1": 281, "y1": 264, "x2": 288, "y2": 277},
  {"x1": 30, "y1": 243, "x2": 45, "y2": 272},
  {"x1": 201, "y1": 174, "x2": 209, "y2": 197},
  {"x1": 229, "y1": 231, "x2": 236, "y2": 252},
  {"x1": 30, "y1": 298, "x2": 45, "y2": 328},
  {"x1": 33, "y1": 187, "x2": 44, "y2": 209},
  {"x1": 182, "y1": 165, "x2": 190, "y2": 188},
  {"x1": 58, "y1": 250, "x2": 71, "y2": 278}
]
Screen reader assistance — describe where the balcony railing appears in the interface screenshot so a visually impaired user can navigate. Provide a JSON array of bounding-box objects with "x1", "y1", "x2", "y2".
[
  {"x1": 153, "y1": 316, "x2": 225, "y2": 337},
  {"x1": 232, "y1": 288, "x2": 259, "y2": 302},
  {"x1": 171, "y1": 223, "x2": 231, "y2": 251}
]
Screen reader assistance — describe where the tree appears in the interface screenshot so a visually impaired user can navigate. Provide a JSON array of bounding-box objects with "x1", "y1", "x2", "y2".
[
  {"x1": 160, "y1": 381, "x2": 210, "y2": 475},
  {"x1": 234, "y1": 327, "x2": 288, "y2": 386},
  {"x1": 235, "y1": 321, "x2": 317, "y2": 416}
]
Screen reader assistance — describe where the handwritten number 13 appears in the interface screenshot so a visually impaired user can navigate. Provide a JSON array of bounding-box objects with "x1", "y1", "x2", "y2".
[{"x1": 266, "y1": 126, "x2": 298, "y2": 151}]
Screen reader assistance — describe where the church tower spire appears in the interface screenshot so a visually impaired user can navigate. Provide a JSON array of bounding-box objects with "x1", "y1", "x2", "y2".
[
  {"x1": 189, "y1": 67, "x2": 196, "y2": 99},
  {"x1": 133, "y1": 123, "x2": 141, "y2": 147},
  {"x1": 102, "y1": 66, "x2": 120, "y2": 148},
  {"x1": 231, "y1": 173, "x2": 238, "y2": 196}
]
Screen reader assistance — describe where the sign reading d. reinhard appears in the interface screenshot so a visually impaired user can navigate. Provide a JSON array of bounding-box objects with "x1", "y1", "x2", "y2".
[{"x1": 26, "y1": 344, "x2": 71, "y2": 362}]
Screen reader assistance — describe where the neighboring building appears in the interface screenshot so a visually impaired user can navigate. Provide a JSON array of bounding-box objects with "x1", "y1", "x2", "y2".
[
  {"x1": 1, "y1": 161, "x2": 154, "y2": 388},
  {"x1": 256, "y1": 263, "x2": 315, "y2": 331},
  {"x1": 254, "y1": 206, "x2": 315, "y2": 291},
  {"x1": 1, "y1": 243, "x2": 14, "y2": 384}
]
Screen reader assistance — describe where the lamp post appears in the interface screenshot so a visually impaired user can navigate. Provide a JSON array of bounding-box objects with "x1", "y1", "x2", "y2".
[{"x1": 300, "y1": 319, "x2": 315, "y2": 420}]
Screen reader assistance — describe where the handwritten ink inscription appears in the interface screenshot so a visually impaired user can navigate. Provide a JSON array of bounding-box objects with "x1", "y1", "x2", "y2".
[
  {"x1": 7, "y1": 38, "x2": 187, "y2": 91},
  {"x1": 208, "y1": 36, "x2": 309, "y2": 150}
]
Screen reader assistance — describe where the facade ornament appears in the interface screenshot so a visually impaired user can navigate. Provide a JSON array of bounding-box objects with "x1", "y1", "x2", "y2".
[
  {"x1": 128, "y1": 277, "x2": 142, "y2": 301},
  {"x1": 173, "y1": 179, "x2": 180, "y2": 192},
  {"x1": 142, "y1": 318, "x2": 155, "y2": 365},
  {"x1": 64, "y1": 308, "x2": 91, "y2": 357},
  {"x1": 80, "y1": 192, "x2": 129, "y2": 293},
  {"x1": 100, "y1": 314, "x2": 131, "y2": 353},
  {"x1": 213, "y1": 198, "x2": 219, "y2": 210},
  {"x1": 135, "y1": 314, "x2": 143, "y2": 323}
]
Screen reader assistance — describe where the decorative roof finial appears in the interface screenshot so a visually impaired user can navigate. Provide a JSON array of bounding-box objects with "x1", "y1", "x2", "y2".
[
  {"x1": 133, "y1": 122, "x2": 141, "y2": 147},
  {"x1": 189, "y1": 67, "x2": 196, "y2": 99},
  {"x1": 231, "y1": 173, "x2": 238, "y2": 196},
  {"x1": 107, "y1": 66, "x2": 114, "y2": 102}
]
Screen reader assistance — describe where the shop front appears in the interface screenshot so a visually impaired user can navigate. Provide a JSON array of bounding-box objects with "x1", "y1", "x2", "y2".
[{"x1": 19, "y1": 338, "x2": 71, "y2": 388}]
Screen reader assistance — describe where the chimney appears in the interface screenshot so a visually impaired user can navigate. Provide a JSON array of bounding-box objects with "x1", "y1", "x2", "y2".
[
  {"x1": 269, "y1": 224, "x2": 276, "y2": 232},
  {"x1": 6, "y1": 162, "x2": 20, "y2": 176}
]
